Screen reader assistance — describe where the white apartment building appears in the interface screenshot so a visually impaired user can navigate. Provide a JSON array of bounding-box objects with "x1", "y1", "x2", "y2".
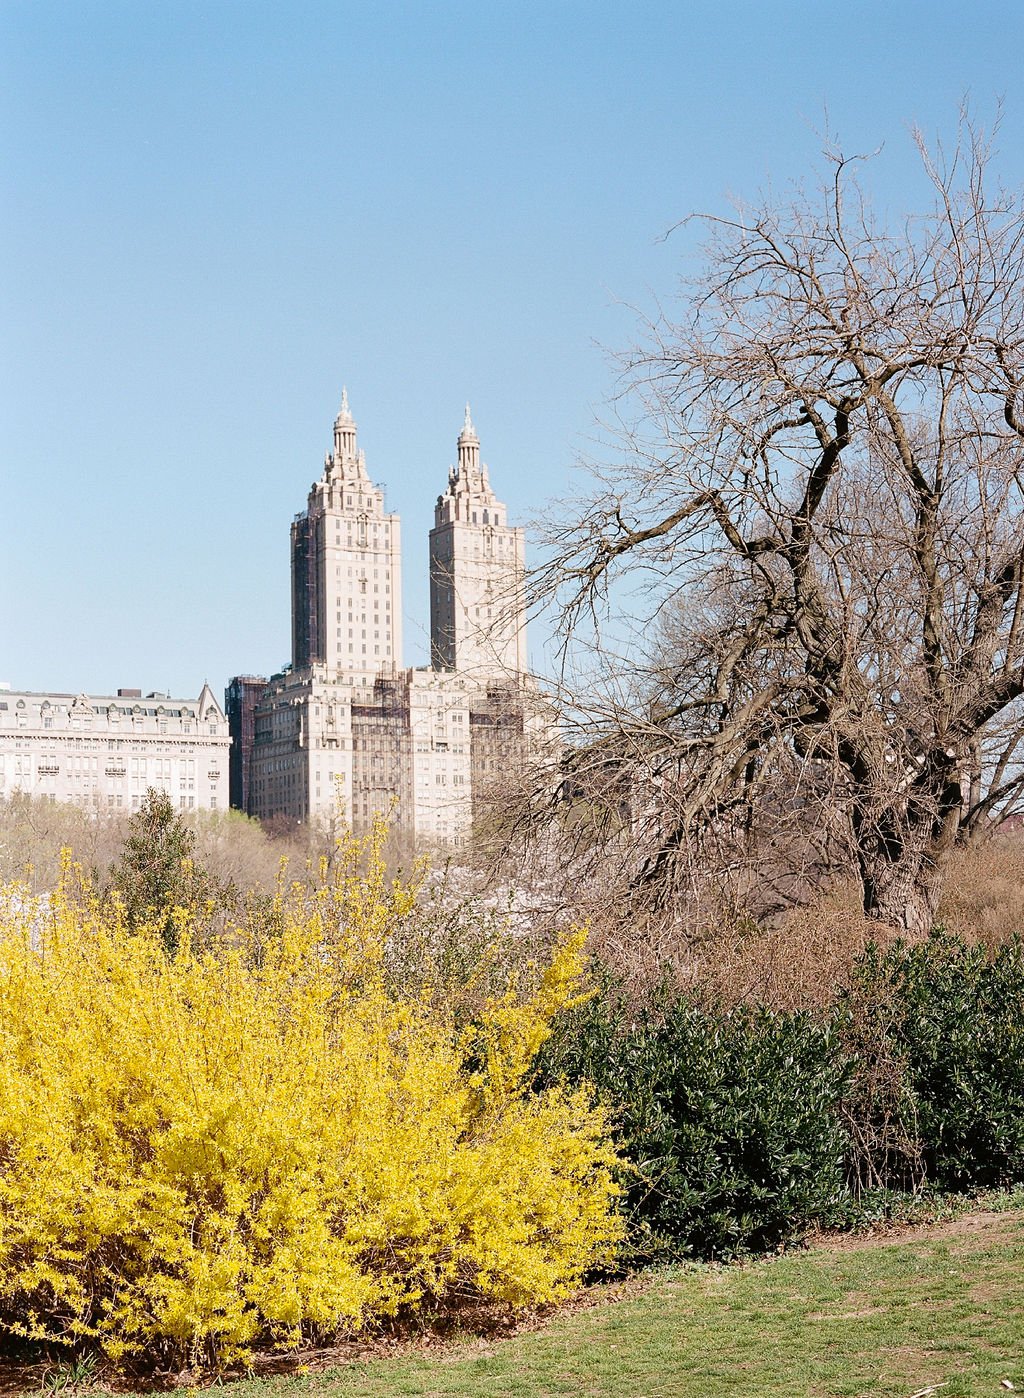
[
  {"x1": 238, "y1": 394, "x2": 549, "y2": 843},
  {"x1": 0, "y1": 684, "x2": 230, "y2": 813}
]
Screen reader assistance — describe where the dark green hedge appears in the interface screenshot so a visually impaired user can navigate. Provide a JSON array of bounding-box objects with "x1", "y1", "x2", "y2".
[
  {"x1": 843, "y1": 935, "x2": 1024, "y2": 1192},
  {"x1": 539, "y1": 994, "x2": 850, "y2": 1261},
  {"x1": 541, "y1": 932, "x2": 1024, "y2": 1264}
]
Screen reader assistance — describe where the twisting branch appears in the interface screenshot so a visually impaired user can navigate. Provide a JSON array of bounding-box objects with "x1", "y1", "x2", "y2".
[{"x1": 518, "y1": 113, "x2": 1024, "y2": 935}]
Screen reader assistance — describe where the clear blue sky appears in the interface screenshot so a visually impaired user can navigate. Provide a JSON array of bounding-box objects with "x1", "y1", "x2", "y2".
[{"x1": 3, "y1": 0, "x2": 1023, "y2": 698}]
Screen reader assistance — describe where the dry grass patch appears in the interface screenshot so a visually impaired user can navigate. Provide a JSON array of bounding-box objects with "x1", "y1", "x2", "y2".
[{"x1": 939, "y1": 830, "x2": 1024, "y2": 947}]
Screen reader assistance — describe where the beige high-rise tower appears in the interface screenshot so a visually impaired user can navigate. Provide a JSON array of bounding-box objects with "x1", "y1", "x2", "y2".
[
  {"x1": 429, "y1": 406, "x2": 526, "y2": 674},
  {"x1": 241, "y1": 393, "x2": 551, "y2": 840},
  {"x1": 291, "y1": 390, "x2": 402, "y2": 681}
]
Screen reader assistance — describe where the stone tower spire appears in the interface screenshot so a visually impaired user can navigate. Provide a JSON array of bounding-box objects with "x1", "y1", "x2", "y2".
[
  {"x1": 292, "y1": 392, "x2": 403, "y2": 679},
  {"x1": 457, "y1": 403, "x2": 481, "y2": 479},
  {"x1": 429, "y1": 406, "x2": 526, "y2": 674},
  {"x1": 331, "y1": 386, "x2": 359, "y2": 464}
]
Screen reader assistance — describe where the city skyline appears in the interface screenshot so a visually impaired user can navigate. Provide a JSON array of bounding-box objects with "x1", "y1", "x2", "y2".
[{"x1": 5, "y1": 3, "x2": 1024, "y2": 698}]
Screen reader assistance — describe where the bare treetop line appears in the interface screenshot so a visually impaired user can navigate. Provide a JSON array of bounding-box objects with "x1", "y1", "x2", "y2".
[{"x1": 532, "y1": 117, "x2": 1024, "y2": 934}]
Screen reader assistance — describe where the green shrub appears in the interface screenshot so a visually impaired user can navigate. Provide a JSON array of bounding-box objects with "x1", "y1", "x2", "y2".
[
  {"x1": 544, "y1": 929, "x2": 1024, "y2": 1266},
  {"x1": 541, "y1": 992, "x2": 850, "y2": 1262},
  {"x1": 106, "y1": 788, "x2": 217, "y2": 952},
  {"x1": 842, "y1": 934, "x2": 1024, "y2": 1192}
]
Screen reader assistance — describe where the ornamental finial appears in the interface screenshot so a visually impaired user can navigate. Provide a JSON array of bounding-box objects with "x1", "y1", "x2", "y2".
[{"x1": 459, "y1": 402, "x2": 478, "y2": 441}]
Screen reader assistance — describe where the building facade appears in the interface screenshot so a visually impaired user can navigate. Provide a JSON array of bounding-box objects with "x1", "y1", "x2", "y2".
[
  {"x1": 233, "y1": 394, "x2": 549, "y2": 843},
  {"x1": 225, "y1": 675, "x2": 268, "y2": 813},
  {"x1": 0, "y1": 684, "x2": 230, "y2": 812}
]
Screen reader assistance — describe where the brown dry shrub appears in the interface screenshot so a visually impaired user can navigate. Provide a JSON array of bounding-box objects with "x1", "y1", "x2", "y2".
[
  {"x1": 688, "y1": 885, "x2": 908, "y2": 1012},
  {"x1": 580, "y1": 828, "x2": 1024, "y2": 1015},
  {"x1": 581, "y1": 882, "x2": 907, "y2": 1013},
  {"x1": 937, "y1": 828, "x2": 1024, "y2": 948}
]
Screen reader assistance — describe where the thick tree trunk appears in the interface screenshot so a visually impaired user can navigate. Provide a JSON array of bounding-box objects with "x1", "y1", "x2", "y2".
[
  {"x1": 856, "y1": 808, "x2": 962, "y2": 934},
  {"x1": 859, "y1": 851, "x2": 943, "y2": 936},
  {"x1": 854, "y1": 765, "x2": 964, "y2": 935}
]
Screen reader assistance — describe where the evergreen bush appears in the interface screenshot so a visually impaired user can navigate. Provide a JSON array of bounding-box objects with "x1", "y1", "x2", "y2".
[
  {"x1": 106, "y1": 787, "x2": 216, "y2": 952},
  {"x1": 842, "y1": 934, "x2": 1024, "y2": 1191},
  {"x1": 542, "y1": 992, "x2": 850, "y2": 1261}
]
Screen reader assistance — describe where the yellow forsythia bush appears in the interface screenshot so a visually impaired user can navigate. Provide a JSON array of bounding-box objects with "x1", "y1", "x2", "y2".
[{"x1": 0, "y1": 825, "x2": 621, "y2": 1366}]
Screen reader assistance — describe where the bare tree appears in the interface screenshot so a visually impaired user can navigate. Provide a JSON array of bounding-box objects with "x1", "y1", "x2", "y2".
[{"x1": 535, "y1": 115, "x2": 1024, "y2": 934}]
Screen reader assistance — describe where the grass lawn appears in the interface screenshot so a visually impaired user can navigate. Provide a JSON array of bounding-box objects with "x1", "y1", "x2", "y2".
[{"x1": 167, "y1": 1207, "x2": 1024, "y2": 1398}]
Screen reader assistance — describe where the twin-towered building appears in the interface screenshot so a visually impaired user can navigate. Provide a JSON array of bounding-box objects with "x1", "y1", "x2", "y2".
[
  {"x1": 0, "y1": 394, "x2": 539, "y2": 838},
  {"x1": 228, "y1": 393, "x2": 546, "y2": 843}
]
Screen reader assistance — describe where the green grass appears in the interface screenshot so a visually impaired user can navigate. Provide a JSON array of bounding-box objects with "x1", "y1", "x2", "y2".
[{"x1": 167, "y1": 1207, "x2": 1024, "y2": 1398}]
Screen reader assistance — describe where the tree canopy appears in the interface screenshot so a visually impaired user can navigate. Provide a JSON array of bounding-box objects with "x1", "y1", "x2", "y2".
[{"x1": 538, "y1": 117, "x2": 1024, "y2": 933}]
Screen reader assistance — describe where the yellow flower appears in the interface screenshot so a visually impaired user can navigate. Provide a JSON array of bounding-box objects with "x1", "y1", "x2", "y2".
[{"x1": 0, "y1": 825, "x2": 621, "y2": 1368}]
